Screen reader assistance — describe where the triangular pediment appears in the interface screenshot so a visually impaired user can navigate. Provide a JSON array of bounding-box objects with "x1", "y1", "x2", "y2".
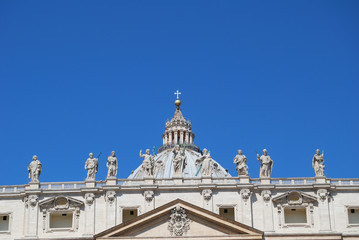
[
  {"x1": 95, "y1": 199, "x2": 263, "y2": 240},
  {"x1": 272, "y1": 191, "x2": 317, "y2": 206}
]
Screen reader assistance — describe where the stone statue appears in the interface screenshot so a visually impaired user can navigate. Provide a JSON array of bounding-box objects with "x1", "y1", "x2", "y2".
[
  {"x1": 106, "y1": 151, "x2": 118, "y2": 178},
  {"x1": 172, "y1": 145, "x2": 186, "y2": 175},
  {"x1": 312, "y1": 149, "x2": 325, "y2": 177},
  {"x1": 139, "y1": 149, "x2": 154, "y2": 177},
  {"x1": 197, "y1": 148, "x2": 212, "y2": 177},
  {"x1": 28, "y1": 155, "x2": 42, "y2": 183},
  {"x1": 257, "y1": 149, "x2": 273, "y2": 178},
  {"x1": 234, "y1": 149, "x2": 248, "y2": 176},
  {"x1": 84, "y1": 153, "x2": 98, "y2": 180}
]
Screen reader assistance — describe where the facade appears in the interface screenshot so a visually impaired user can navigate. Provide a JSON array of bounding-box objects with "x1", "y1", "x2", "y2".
[{"x1": 1, "y1": 96, "x2": 359, "y2": 240}]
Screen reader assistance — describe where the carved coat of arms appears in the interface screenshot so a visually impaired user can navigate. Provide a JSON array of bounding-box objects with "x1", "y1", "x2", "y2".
[{"x1": 168, "y1": 205, "x2": 190, "y2": 236}]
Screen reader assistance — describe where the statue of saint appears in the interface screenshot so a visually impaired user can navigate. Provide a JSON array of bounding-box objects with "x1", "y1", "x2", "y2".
[
  {"x1": 257, "y1": 149, "x2": 273, "y2": 178},
  {"x1": 28, "y1": 155, "x2": 42, "y2": 183},
  {"x1": 107, "y1": 151, "x2": 118, "y2": 178},
  {"x1": 312, "y1": 149, "x2": 325, "y2": 177},
  {"x1": 85, "y1": 153, "x2": 98, "y2": 180},
  {"x1": 172, "y1": 145, "x2": 186, "y2": 175},
  {"x1": 234, "y1": 149, "x2": 248, "y2": 176},
  {"x1": 197, "y1": 148, "x2": 212, "y2": 177},
  {"x1": 139, "y1": 149, "x2": 154, "y2": 177}
]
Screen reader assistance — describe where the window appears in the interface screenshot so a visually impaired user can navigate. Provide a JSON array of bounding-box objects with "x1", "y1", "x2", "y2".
[
  {"x1": 284, "y1": 208, "x2": 307, "y2": 224},
  {"x1": 219, "y1": 207, "x2": 234, "y2": 221},
  {"x1": 123, "y1": 209, "x2": 138, "y2": 222},
  {"x1": 49, "y1": 212, "x2": 73, "y2": 229},
  {"x1": 348, "y1": 208, "x2": 359, "y2": 225},
  {"x1": 0, "y1": 214, "x2": 10, "y2": 232}
]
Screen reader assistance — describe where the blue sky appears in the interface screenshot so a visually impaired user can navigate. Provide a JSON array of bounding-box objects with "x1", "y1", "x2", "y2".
[{"x1": 1, "y1": 1, "x2": 358, "y2": 185}]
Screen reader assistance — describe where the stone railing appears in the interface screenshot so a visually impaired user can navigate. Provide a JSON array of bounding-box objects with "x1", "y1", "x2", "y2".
[{"x1": 1, "y1": 177, "x2": 359, "y2": 193}]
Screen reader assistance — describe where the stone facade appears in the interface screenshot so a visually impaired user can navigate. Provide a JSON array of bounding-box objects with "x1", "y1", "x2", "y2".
[{"x1": 0, "y1": 96, "x2": 358, "y2": 240}]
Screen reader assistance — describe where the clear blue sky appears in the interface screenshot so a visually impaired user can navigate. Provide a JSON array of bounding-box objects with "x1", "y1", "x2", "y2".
[{"x1": 1, "y1": 1, "x2": 358, "y2": 185}]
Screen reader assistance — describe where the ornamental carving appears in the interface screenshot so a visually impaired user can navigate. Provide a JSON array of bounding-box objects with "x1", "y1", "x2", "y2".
[
  {"x1": 317, "y1": 189, "x2": 329, "y2": 202},
  {"x1": 168, "y1": 205, "x2": 190, "y2": 236},
  {"x1": 261, "y1": 190, "x2": 271, "y2": 203},
  {"x1": 202, "y1": 189, "x2": 212, "y2": 201},
  {"x1": 144, "y1": 190, "x2": 154, "y2": 202},
  {"x1": 25, "y1": 194, "x2": 38, "y2": 208},
  {"x1": 106, "y1": 191, "x2": 116, "y2": 204},
  {"x1": 240, "y1": 189, "x2": 251, "y2": 202},
  {"x1": 85, "y1": 193, "x2": 95, "y2": 205},
  {"x1": 39, "y1": 196, "x2": 84, "y2": 210}
]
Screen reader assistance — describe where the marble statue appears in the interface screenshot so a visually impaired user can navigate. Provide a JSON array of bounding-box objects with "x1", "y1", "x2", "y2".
[
  {"x1": 28, "y1": 155, "x2": 42, "y2": 183},
  {"x1": 312, "y1": 149, "x2": 325, "y2": 177},
  {"x1": 106, "y1": 151, "x2": 118, "y2": 178},
  {"x1": 234, "y1": 149, "x2": 248, "y2": 176},
  {"x1": 257, "y1": 149, "x2": 273, "y2": 178},
  {"x1": 139, "y1": 149, "x2": 154, "y2": 177},
  {"x1": 197, "y1": 148, "x2": 212, "y2": 177},
  {"x1": 84, "y1": 153, "x2": 98, "y2": 180},
  {"x1": 172, "y1": 145, "x2": 186, "y2": 175}
]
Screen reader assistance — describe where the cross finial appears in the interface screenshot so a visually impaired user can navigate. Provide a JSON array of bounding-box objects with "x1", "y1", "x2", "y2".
[{"x1": 174, "y1": 90, "x2": 181, "y2": 99}]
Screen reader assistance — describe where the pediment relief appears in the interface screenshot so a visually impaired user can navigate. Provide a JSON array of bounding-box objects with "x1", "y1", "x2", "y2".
[
  {"x1": 95, "y1": 199, "x2": 263, "y2": 240},
  {"x1": 272, "y1": 191, "x2": 317, "y2": 206},
  {"x1": 39, "y1": 195, "x2": 84, "y2": 210}
]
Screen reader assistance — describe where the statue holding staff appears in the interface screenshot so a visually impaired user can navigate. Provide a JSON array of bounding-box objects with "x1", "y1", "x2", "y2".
[
  {"x1": 140, "y1": 149, "x2": 154, "y2": 177},
  {"x1": 257, "y1": 149, "x2": 273, "y2": 178}
]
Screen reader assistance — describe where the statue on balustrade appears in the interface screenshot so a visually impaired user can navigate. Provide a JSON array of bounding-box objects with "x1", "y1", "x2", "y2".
[
  {"x1": 172, "y1": 145, "x2": 186, "y2": 176},
  {"x1": 85, "y1": 153, "x2": 99, "y2": 180},
  {"x1": 28, "y1": 155, "x2": 42, "y2": 183},
  {"x1": 234, "y1": 149, "x2": 248, "y2": 176},
  {"x1": 197, "y1": 148, "x2": 213, "y2": 177},
  {"x1": 140, "y1": 149, "x2": 154, "y2": 177},
  {"x1": 107, "y1": 151, "x2": 118, "y2": 178},
  {"x1": 312, "y1": 149, "x2": 325, "y2": 177},
  {"x1": 257, "y1": 149, "x2": 273, "y2": 178}
]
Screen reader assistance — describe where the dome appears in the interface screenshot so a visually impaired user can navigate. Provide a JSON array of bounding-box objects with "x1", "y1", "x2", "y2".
[{"x1": 127, "y1": 92, "x2": 232, "y2": 179}]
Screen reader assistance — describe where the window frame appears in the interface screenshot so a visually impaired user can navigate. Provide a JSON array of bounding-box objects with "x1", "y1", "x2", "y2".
[
  {"x1": 216, "y1": 204, "x2": 237, "y2": 221},
  {"x1": 345, "y1": 205, "x2": 359, "y2": 227},
  {"x1": 0, "y1": 212, "x2": 11, "y2": 234},
  {"x1": 283, "y1": 206, "x2": 309, "y2": 226},
  {"x1": 46, "y1": 210, "x2": 75, "y2": 232},
  {"x1": 120, "y1": 205, "x2": 141, "y2": 223}
]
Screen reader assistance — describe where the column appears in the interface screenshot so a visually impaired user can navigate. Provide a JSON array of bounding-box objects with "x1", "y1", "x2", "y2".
[
  {"x1": 317, "y1": 189, "x2": 331, "y2": 232},
  {"x1": 25, "y1": 194, "x2": 39, "y2": 237},
  {"x1": 164, "y1": 133, "x2": 168, "y2": 145},
  {"x1": 168, "y1": 132, "x2": 172, "y2": 145},
  {"x1": 105, "y1": 190, "x2": 117, "y2": 228},
  {"x1": 84, "y1": 193, "x2": 95, "y2": 236},
  {"x1": 261, "y1": 190, "x2": 274, "y2": 232},
  {"x1": 189, "y1": 134, "x2": 193, "y2": 144},
  {"x1": 180, "y1": 131, "x2": 184, "y2": 144},
  {"x1": 185, "y1": 132, "x2": 189, "y2": 143},
  {"x1": 240, "y1": 189, "x2": 252, "y2": 226},
  {"x1": 174, "y1": 131, "x2": 178, "y2": 144}
]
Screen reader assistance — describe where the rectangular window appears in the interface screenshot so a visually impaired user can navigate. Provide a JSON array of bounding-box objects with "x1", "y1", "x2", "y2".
[
  {"x1": 284, "y1": 208, "x2": 307, "y2": 224},
  {"x1": 219, "y1": 207, "x2": 234, "y2": 221},
  {"x1": 0, "y1": 214, "x2": 9, "y2": 232},
  {"x1": 123, "y1": 209, "x2": 138, "y2": 223},
  {"x1": 49, "y1": 212, "x2": 73, "y2": 229},
  {"x1": 348, "y1": 208, "x2": 359, "y2": 224}
]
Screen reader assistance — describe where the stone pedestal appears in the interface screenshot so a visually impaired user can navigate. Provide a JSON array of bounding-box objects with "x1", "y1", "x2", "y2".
[
  {"x1": 239, "y1": 176, "x2": 250, "y2": 184},
  {"x1": 26, "y1": 182, "x2": 40, "y2": 190},
  {"x1": 85, "y1": 179, "x2": 96, "y2": 188},
  {"x1": 173, "y1": 177, "x2": 183, "y2": 185},
  {"x1": 144, "y1": 177, "x2": 154, "y2": 185},
  {"x1": 201, "y1": 176, "x2": 212, "y2": 184},
  {"x1": 260, "y1": 178, "x2": 271, "y2": 185},
  {"x1": 106, "y1": 177, "x2": 117, "y2": 186},
  {"x1": 315, "y1": 176, "x2": 327, "y2": 184}
]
